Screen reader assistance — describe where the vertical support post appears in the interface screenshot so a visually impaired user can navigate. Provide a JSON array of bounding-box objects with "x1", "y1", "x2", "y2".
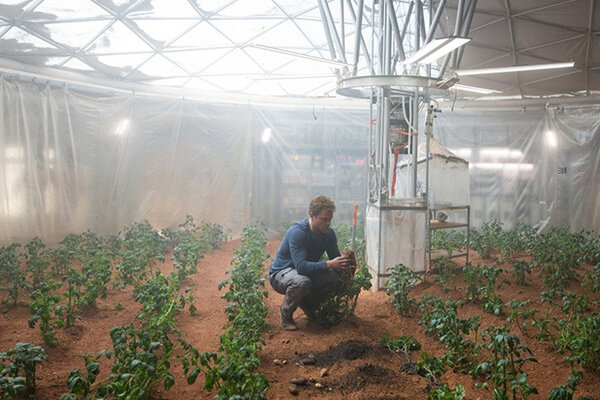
[
  {"x1": 341, "y1": 0, "x2": 345, "y2": 55},
  {"x1": 411, "y1": 92, "x2": 419, "y2": 198}
]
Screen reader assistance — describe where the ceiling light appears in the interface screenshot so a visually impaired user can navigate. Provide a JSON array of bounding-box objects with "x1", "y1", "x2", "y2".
[
  {"x1": 247, "y1": 44, "x2": 351, "y2": 68},
  {"x1": 456, "y1": 62, "x2": 574, "y2": 76},
  {"x1": 452, "y1": 84, "x2": 502, "y2": 94},
  {"x1": 545, "y1": 130, "x2": 557, "y2": 147},
  {"x1": 261, "y1": 128, "x2": 272, "y2": 144},
  {"x1": 403, "y1": 37, "x2": 471, "y2": 65},
  {"x1": 251, "y1": 74, "x2": 334, "y2": 81}
]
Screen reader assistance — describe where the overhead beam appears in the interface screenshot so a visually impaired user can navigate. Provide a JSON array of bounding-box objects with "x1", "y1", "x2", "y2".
[
  {"x1": 520, "y1": 68, "x2": 581, "y2": 87},
  {"x1": 514, "y1": 15, "x2": 588, "y2": 35},
  {"x1": 425, "y1": 0, "x2": 447, "y2": 43},
  {"x1": 584, "y1": 0, "x2": 594, "y2": 95},
  {"x1": 345, "y1": 0, "x2": 374, "y2": 75},
  {"x1": 504, "y1": 0, "x2": 523, "y2": 99},
  {"x1": 456, "y1": 0, "x2": 478, "y2": 68},
  {"x1": 318, "y1": 0, "x2": 347, "y2": 63}
]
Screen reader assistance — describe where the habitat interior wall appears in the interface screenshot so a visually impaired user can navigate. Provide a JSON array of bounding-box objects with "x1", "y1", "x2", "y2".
[
  {"x1": 0, "y1": 76, "x2": 256, "y2": 244},
  {"x1": 0, "y1": 75, "x2": 372, "y2": 245},
  {"x1": 250, "y1": 104, "x2": 371, "y2": 233},
  {"x1": 430, "y1": 106, "x2": 600, "y2": 231}
]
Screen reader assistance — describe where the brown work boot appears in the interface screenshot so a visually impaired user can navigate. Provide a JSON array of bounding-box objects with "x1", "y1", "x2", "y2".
[{"x1": 280, "y1": 305, "x2": 298, "y2": 331}]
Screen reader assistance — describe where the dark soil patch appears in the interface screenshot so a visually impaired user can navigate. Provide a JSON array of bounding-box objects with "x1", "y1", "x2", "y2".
[
  {"x1": 337, "y1": 364, "x2": 394, "y2": 393},
  {"x1": 312, "y1": 340, "x2": 379, "y2": 366}
]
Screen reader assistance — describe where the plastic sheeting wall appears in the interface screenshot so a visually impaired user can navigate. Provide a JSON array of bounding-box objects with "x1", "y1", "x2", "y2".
[
  {"x1": 0, "y1": 75, "x2": 371, "y2": 244},
  {"x1": 0, "y1": 77, "x2": 255, "y2": 244},
  {"x1": 431, "y1": 106, "x2": 600, "y2": 231},
  {"x1": 250, "y1": 105, "x2": 370, "y2": 232}
]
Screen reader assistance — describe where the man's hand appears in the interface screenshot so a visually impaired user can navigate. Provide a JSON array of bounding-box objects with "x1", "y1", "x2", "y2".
[{"x1": 326, "y1": 255, "x2": 351, "y2": 270}]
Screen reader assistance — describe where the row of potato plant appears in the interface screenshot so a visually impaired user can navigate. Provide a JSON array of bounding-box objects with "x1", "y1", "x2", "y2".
[
  {"x1": 59, "y1": 217, "x2": 226, "y2": 399},
  {"x1": 181, "y1": 222, "x2": 270, "y2": 399},
  {"x1": 0, "y1": 216, "x2": 226, "y2": 399},
  {"x1": 389, "y1": 220, "x2": 600, "y2": 399}
]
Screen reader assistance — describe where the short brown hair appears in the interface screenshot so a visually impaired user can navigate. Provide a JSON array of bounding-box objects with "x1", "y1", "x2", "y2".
[{"x1": 309, "y1": 195, "x2": 336, "y2": 216}]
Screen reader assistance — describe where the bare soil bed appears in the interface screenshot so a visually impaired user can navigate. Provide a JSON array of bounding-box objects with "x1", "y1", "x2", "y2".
[{"x1": 1, "y1": 238, "x2": 599, "y2": 399}]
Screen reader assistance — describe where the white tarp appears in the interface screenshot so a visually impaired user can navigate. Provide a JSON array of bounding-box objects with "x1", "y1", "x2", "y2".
[
  {"x1": 430, "y1": 106, "x2": 600, "y2": 231},
  {"x1": 0, "y1": 74, "x2": 370, "y2": 244}
]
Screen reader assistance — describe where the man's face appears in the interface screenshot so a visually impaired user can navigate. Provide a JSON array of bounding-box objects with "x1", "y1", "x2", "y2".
[{"x1": 310, "y1": 209, "x2": 334, "y2": 234}]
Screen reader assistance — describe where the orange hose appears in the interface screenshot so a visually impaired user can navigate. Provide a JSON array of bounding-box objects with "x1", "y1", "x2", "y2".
[
  {"x1": 391, "y1": 144, "x2": 408, "y2": 197},
  {"x1": 353, "y1": 205, "x2": 358, "y2": 226}
]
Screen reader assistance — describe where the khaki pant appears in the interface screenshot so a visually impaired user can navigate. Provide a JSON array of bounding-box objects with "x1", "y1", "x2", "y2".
[{"x1": 269, "y1": 267, "x2": 341, "y2": 318}]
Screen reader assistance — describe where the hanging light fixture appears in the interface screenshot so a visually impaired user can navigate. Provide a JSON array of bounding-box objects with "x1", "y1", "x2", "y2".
[
  {"x1": 456, "y1": 62, "x2": 574, "y2": 76},
  {"x1": 403, "y1": 36, "x2": 471, "y2": 65}
]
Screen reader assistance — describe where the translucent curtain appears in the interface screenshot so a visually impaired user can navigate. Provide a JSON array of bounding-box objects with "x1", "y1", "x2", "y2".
[{"x1": 431, "y1": 106, "x2": 600, "y2": 231}]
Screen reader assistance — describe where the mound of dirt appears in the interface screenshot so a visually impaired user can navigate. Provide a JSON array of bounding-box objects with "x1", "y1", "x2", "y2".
[{"x1": 312, "y1": 340, "x2": 378, "y2": 366}]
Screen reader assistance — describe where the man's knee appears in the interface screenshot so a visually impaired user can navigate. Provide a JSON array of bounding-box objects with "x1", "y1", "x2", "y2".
[{"x1": 288, "y1": 274, "x2": 312, "y2": 292}]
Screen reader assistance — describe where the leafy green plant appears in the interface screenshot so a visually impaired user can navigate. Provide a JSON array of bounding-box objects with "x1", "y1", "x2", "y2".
[
  {"x1": 431, "y1": 229, "x2": 466, "y2": 258},
  {"x1": 379, "y1": 334, "x2": 421, "y2": 354},
  {"x1": 432, "y1": 257, "x2": 458, "y2": 290},
  {"x1": 475, "y1": 325, "x2": 537, "y2": 400},
  {"x1": 548, "y1": 370, "x2": 583, "y2": 400},
  {"x1": 471, "y1": 220, "x2": 503, "y2": 259},
  {"x1": 25, "y1": 237, "x2": 49, "y2": 290},
  {"x1": 427, "y1": 383, "x2": 466, "y2": 400},
  {"x1": 386, "y1": 263, "x2": 421, "y2": 317},
  {"x1": 511, "y1": 260, "x2": 532, "y2": 286},
  {"x1": 379, "y1": 334, "x2": 421, "y2": 365},
  {"x1": 0, "y1": 244, "x2": 27, "y2": 307},
  {"x1": 172, "y1": 232, "x2": 203, "y2": 281},
  {"x1": 92, "y1": 325, "x2": 176, "y2": 400},
  {"x1": 0, "y1": 343, "x2": 47, "y2": 395},
  {"x1": 531, "y1": 304, "x2": 556, "y2": 342},
  {"x1": 80, "y1": 252, "x2": 112, "y2": 308},
  {"x1": 312, "y1": 261, "x2": 372, "y2": 328},
  {"x1": 28, "y1": 281, "x2": 62, "y2": 346},
  {"x1": 481, "y1": 264, "x2": 507, "y2": 316},
  {"x1": 417, "y1": 351, "x2": 447, "y2": 386},
  {"x1": 60, "y1": 353, "x2": 105, "y2": 400},
  {"x1": 561, "y1": 291, "x2": 589, "y2": 314},
  {"x1": 505, "y1": 300, "x2": 538, "y2": 335},
  {"x1": 196, "y1": 221, "x2": 229, "y2": 250},
  {"x1": 555, "y1": 314, "x2": 600, "y2": 373},
  {"x1": 46, "y1": 245, "x2": 76, "y2": 279},
  {"x1": 463, "y1": 263, "x2": 485, "y2": 303},
  {"x1": 418, "y1": 297, "x2": 481, "y2": 371},
  {"x1": 577, "y1": 230, "x2": 600, "y2": 265},
  {"x1": 57, "y1": 267, "x2": 85, "y2": 327},
  {"x1": 0, "y1": 368, "x2": 25, "y2": 400}
]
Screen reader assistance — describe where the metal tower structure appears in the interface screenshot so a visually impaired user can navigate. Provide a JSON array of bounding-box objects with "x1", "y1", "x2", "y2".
[{"x1": 319, "y1": 0, "x2": 477, "y2": 287}]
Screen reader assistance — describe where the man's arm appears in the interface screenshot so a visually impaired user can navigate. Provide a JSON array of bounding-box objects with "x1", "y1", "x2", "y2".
[
  {"x1": 288, "y1": 229, "x2": 327, "y2": 275},
  {"x1": 325, "y1": 230, "x2": 342, "y2": 260}
]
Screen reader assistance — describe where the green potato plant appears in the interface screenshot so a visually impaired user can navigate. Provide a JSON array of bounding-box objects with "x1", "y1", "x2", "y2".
[
  {"x1": 475, "y1": 325, "x2": 538, "y2": 400},
  {"x1": 0, "y1": 343, "x2": 47, "y2": 395},
  {"x1": 386, "y1": 263, "x2": 421, "y2": 317},
  {"x1": 0, "y1": 243, "x2": 28, "y2": 307}
]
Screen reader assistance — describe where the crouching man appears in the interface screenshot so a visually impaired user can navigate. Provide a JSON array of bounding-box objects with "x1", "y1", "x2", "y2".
[{"x1": 269, "y1": 195, "x2": 351, "y2": 331}]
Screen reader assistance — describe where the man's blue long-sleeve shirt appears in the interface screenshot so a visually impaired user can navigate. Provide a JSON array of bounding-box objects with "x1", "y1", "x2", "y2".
[{"x1": 269, "y1": 219, "x2": 341, "y2": 276}]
